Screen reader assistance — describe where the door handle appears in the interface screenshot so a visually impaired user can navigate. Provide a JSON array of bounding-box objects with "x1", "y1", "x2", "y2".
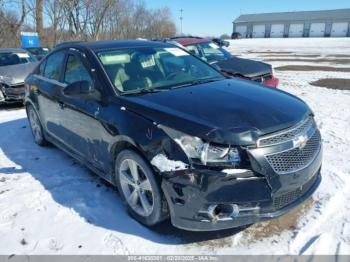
[{"x1": 58, "y1": 101, "x2": 65, "y2": 109}]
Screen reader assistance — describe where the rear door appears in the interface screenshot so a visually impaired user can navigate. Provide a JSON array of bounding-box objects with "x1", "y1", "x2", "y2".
[{"x1": 34, "y1": 50, "x2": 67, "y2": 142}]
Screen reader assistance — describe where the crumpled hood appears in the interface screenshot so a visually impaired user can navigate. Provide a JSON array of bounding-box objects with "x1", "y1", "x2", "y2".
[
  {"x1": 215, "y1": 56, "x2": 272, "y2": 78},
  {"x1": 0, "y1": 62, "x2": 38, "y2": 85},
  {"x1": 119, "y1": 79, "x2": 311, "y2": 145}
]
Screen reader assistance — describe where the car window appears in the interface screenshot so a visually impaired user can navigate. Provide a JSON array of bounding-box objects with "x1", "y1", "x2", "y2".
[
  {"x1": 97, "y1": 46, "x2": 224, "y2": 94},
  {"x1": 197, "y1": 42, "x2": 231, "y2": 63},
  {"x1": 0, "y1": 52, "x2": 36, "y2": 66},
  {"x1": 43, "y1": 51, "x2": 65, "y2": 81},
  {"x1": 64, "y1": 54, "x2": 92, "y2": 85},
  {"x1": 186, "y1": 45, "x2": 201, "y2": 56}
]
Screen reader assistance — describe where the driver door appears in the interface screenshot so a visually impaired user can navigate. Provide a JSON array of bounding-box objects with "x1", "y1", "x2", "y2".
[{"x1": 58, "y1": 49, "x2": 106, "y2": 170}]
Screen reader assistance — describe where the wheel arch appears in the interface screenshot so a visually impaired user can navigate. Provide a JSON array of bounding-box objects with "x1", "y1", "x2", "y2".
[
  {"x1": 109, "y1": 137, "x2": 157, "y2": 185},
  {"x1": 25, "y1": 100, "x2": 43, "y2": 125}
]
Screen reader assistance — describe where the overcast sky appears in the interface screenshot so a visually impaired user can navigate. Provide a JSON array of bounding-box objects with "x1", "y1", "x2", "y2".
[{"x1": 144, "y1": 0, "x2": 350, "y2": 36}]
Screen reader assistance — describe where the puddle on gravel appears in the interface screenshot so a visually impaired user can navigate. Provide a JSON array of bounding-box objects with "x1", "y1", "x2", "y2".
[
  {"x1": 241, "y1": 198, "x2": 314, "y2": 242},
  {"x1": 275, "y1": 65, "x2": 350, "y2": 72},
  {"x1": 194, "y1": 236, "x2": 233, "y2": 249},
  {"x1": 310, "y1": 78, "x2": 350, "y2": 91},
  {"x1": 259, "y1": 54, "x2": 320, "y2": 58},
  {"x1": 265, "y1": 58, "x2": 350, "y2": 64},
  {"x1": 247, "y1": 51, "x2": 294, "y2": 54},
  {"x1": 188, "y1": 198, "x2": 314, "y2": 249}
]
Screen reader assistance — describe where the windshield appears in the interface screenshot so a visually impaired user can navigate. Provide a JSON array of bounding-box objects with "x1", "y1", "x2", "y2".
[
  {"x1": 0, "y1": 51, "x2": 37, "y2": 66},
  {"x1": 187, "y1": 42, "x2": 232, "y2": 63},
  {"x1": 97, "y1": 46, "x2": 224, "y2": 94},
  {"x1": 27, "y1": 47, "x2": 50, "y2": 56}
]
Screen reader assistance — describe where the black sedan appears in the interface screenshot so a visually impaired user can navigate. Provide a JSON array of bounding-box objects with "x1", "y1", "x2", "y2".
[
  {"x1": 171, "y1": 37, "x2": 279, "y2": 87},
  {"x1": 25, "y1": 40, "x2": 322, "y2": 231}
]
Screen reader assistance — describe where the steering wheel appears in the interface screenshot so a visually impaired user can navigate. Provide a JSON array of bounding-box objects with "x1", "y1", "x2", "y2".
[{"x1": 166, "y1": 72, "x2": 181, "y2": 80}]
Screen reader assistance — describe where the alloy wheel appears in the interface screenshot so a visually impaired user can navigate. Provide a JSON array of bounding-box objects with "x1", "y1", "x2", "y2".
[
  {"x1": 28, "y1": 108, "x2": 42, "y2": 143},
  {"x1": 119, "y1": 158, "x2": 154, "y2": 217}
]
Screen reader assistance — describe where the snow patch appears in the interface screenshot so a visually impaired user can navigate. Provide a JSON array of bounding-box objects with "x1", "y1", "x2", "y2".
[
  {"x1": 222, "y1": 169, "x2": 250, "y2": 175},
  {"x1": 151, "y1": 154, "x2": 188, "y2": 172}
]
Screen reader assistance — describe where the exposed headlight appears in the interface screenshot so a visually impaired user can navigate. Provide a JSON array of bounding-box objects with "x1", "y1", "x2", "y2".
[
  {"x1": 0, "y1": 75, "x2": 13, "y2": 83},
  {"x1": 160, "y1": 125, "x2": 240, "y2": 166}
]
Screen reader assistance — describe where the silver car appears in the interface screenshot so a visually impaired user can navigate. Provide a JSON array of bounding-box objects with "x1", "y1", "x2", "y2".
[{"x1": 0, "y1": 48, "x2": 38, "y2": 103}]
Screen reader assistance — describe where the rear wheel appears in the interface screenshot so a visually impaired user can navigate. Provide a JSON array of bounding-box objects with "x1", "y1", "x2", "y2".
[
  {"x1": 115, "y1": 149, "x2": 167, "y2": 226},
  {"x1": 27, "y1": 104, "x2": 47, "y2": 146}
]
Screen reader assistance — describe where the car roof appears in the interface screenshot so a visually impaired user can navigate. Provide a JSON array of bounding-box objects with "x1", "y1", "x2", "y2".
[
  {"x1": 172, "y1": 37, "x2": 211, "y2": 46},
  {"x1": 55, "y1": 40, "x2": 175, "y2": 52},
  {"x1": 25, "y1": 47, "x2": 48, "y2": 49},
  {"x1": 0, "y1": 48, "x2": 28, "y2": 53}
]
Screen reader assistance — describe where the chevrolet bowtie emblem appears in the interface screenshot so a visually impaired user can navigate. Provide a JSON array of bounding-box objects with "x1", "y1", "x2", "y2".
[{"x1": 293, "y1": 134, "x2": 308, "y2": 149}]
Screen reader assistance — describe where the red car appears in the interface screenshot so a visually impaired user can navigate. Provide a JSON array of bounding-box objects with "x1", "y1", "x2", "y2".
[{"x1": 170, "y1": 37, "x2": 279, "y2": 88}]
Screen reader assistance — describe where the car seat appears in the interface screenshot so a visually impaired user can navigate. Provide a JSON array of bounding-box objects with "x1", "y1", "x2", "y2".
[
  {"x1": 122, "y1": 59, "x2": 152, "y2": 91},
  {"x1": 104, "y1": 64, "x2": 130, "y2": 91}
]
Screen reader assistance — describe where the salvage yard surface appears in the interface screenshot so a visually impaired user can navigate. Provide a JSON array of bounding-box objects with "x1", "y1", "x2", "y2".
[{"x1": 1, "y1": 38, "x2": 350, "y2": 255}]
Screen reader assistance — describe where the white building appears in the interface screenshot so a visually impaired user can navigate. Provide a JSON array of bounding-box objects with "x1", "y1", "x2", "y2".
[{"x1": 232, "y1": 8, "x2": 350, "y2": 38}]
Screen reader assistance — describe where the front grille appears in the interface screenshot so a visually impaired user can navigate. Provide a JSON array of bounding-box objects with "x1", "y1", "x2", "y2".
[
  {"x1": 251, "y1": 73, "x2": 273, "y2": 83},
  {"x1": 265, "y1": 130, "x2": 321, "y2": 174},
  {"x1": 274, "y1": 188, "x2": 301, "y2": 210},
  {"x1": 258, "y1": 117, "x2": 314, "y2": 147},
  {"x1": 5, "y1": 84, "x2": 25, "y2": 95},
  {"x1": 273, "y1": 173, "x2": 318, "y2": 210}
]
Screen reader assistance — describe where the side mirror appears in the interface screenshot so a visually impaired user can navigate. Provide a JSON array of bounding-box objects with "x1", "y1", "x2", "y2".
[{"x1": 63, "y1": 80, "x2": 94, "y2": 97}]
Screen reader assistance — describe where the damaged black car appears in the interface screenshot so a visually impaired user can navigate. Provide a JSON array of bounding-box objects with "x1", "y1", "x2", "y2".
[{"x1": 25, "y1": 40, "x2": 322, "y2": 231}]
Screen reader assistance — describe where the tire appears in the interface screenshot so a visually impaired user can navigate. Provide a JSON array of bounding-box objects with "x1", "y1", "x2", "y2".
[
  {"x1": 26, "y1": 104, "x2": 47, "y2": 146},
  {"x1": 115, "y1": 149, "x2": 168, "y2": 226}
]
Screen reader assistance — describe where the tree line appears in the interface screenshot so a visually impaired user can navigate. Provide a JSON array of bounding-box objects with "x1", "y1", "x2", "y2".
[{"x1": 0, "y1": 0, "x2": 177, "y2": 48}]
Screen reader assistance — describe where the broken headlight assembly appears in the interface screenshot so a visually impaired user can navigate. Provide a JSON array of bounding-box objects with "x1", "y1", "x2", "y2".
[
  {"x1": 0, "y1": 76, "x2": 13, "y2": 86},
  {"x1": 160, "y1": 125, "x2": 240, "y2": 166}
]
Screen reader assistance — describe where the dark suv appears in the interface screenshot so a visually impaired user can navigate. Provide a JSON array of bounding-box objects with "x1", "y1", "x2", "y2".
[{"x1": 25, "y1": 40, "x2": 322, "y2": 231}]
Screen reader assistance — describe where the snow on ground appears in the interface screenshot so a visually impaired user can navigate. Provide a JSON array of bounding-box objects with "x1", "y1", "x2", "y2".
[
  {"x1": 1, "y1": 38, "x2": 350, "y2": 255},
  {"x1": 227, "y1": 37, "x2": 350, "y2": 55}
]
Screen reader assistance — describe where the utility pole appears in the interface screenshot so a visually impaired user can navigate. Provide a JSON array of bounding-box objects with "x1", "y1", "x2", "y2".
[{"x1": 179, "y1": 9, "x2": 183, "y2": 35}]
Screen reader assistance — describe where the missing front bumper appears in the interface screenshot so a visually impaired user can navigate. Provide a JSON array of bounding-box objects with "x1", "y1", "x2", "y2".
[
  {"x1": 161, "y1": 155, "x2": 322, "y2": 232},
  {"x1": 163, "y1": 171, "x2": 321, "y2": 231}
]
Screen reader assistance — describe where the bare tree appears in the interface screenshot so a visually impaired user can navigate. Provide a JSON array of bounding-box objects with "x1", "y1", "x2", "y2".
[
  {"x1": 35, "y1": 0, "x2": 43, "y2": 42},
  {"x1": 88, "y1": 0, "x2": 114, "y2": 40},
  {"x1": 0, "y1": 0, "x2": 177, "y2": 48},
  {"x1": 0, "y1": 0, "x2": 26, "y2": 47}
]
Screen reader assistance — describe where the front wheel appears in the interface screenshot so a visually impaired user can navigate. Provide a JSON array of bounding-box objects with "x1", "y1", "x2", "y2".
[{"x1": 115, "y1": 149, "x2": 168, "y2": 226}]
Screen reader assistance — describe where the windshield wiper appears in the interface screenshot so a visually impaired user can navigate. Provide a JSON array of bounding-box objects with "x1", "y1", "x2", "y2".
[
  {"x1": 171, "y1": 77, "x2": 224, "y2": 89},
  {"x1": 121, "y1": 88, "x2": 164, "y2": 96}
]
